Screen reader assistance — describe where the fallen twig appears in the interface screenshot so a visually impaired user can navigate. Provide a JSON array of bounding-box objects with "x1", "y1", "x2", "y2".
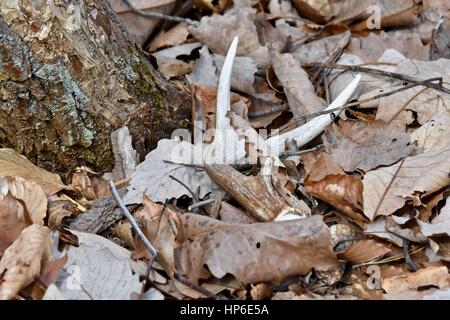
[
  {"x1": 121, "y1": 0, "x2": 199, "y2": 26},
  {"x1": 304, "y1": 62, "x2": 450, "y2": 94},
  {"x1": 108, "y1": 180, "x2": 158, "y2": 257},
  {"x1": 402, "y1": 238, "x2": 418, "y2": 272}
]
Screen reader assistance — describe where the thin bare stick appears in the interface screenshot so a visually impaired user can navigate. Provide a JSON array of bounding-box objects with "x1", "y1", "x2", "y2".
[
  {"x1": 304, "y1": 62, "x2": 450, "y2": 94},
  {"x1": 280, "y1": 144, "x2": 324, "y2": 157},
  {"x1": 188, "y1": 197, "x2": 215, "y2": 210},
  {"x1": 277, "y1": 77, "x2": 442, "y2": 133},
  {"x1": 108, "y1": 180, "x2": 157, "y2": 257},
  {"x1": 174, "y1": 271, "x2": 219, "y2": 300},
  {"x1": 402, "y1": 238, "x2": 418, "y2": 272},
  {"x1": 121, "y1": 0, "x2": 199, "y2": 27}
]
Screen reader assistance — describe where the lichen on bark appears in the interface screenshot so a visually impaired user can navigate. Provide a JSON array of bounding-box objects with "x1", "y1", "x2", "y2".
[{"x1": 0, "y1": 0, "x2": 190, "y2": 173}]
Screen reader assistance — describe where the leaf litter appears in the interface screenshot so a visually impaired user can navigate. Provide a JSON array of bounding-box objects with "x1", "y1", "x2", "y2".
[{"x1": 1, "y1": 0, "x2": 450, "y2": 301}]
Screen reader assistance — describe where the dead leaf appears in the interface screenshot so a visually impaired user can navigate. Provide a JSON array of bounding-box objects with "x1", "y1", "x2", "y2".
[
  {"x1": 148, "y1": 23, "x2": 190, "y2": 52},
  {"x1": 410, "y1": 111, "x2": 450, "y2": 153},
  {"x1": 337, "y1": 239, "x2": 391, "y2": 264},
  {"x1": 303, "y1": 152, "x2": 346, "y2": 182},
  {"x1": 189, "y1": 7, "x2": 268, "y2": 64},
  {"x1": 292, "y1": 31, "x2": 351, "y2": 65},
  {"x1": 292, "y1": 0, "x2": 333, "y2": 24},
  {"x1": 362, "y1": 145, "x2": 450, "y2": 221},
  {"x1": 382, "y1": 266, "x2": 449, "y2": 294},
  {"x1": 67, "y1": 167, "x2": 97, "y2": 200},
  {"x1": 323, "y1": 120, "x2": 414, "y2": 172},
  {"x1": 186, "y1": 46, "x2": 218, "y2": 86},
  {"x1": 123, "y1": 139, "x2": 213, "y2": 204},
  {"x1": 271, "y1": 51, "x2": 326, "y2": 118},
  {"x1": 50, "y1": 230, "x2": 144, "y2": 299},
  {"x1": 305, "y1": 174, "x2": 365, "y2": 225},
  {"x1": 111, "y1": 0, "x2": 176, "y2": 45},
  {"x1": 0, "y1": 225, "x2": 50, "y2": 300},
  {"x1": 112, "y1": 220, "x2": 135, "y2": 249},
  {"x1": 152, "y1": 43, "x2": 202, "y2": 79},
  {"x1": 47, "y1": 199, "x2": 79, "y2": 229},
  {"x1": 219, "y1": 201, "x2": 258, "y2": 224},
  {"x1": 375, "y1": 58, "x2": 450, "y2": 127},
  {"x1": 347, "y1": 31, "x2": 430, "y2": 62},
  {"x1": 0, "y1": 148, "x2": 66, "y2": 195},
  {"x1": 335, "y1": 0, "x2": 420, "y2": 30},
  {"x1": 250, "y1": 283, "x2": 272, "y2": 300},
  {"x1": 175, "y1": 213, "x2": 339, "y2": 285}
]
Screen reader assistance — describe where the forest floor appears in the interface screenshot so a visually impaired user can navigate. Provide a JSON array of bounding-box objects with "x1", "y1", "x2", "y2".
[{"x1": 1, "y1": 0, "x2": 450, "y2": 300}]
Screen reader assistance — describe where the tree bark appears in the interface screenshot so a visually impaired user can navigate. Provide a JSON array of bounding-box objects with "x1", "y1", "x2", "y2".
[{"x1": 0, "y1": 0, "x2": 190, "y2": 173}]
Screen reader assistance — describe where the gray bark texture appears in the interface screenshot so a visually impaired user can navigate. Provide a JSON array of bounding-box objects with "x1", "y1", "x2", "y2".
[{"x1": 0, "y1": 0, "x2": 190, "y2": 173}]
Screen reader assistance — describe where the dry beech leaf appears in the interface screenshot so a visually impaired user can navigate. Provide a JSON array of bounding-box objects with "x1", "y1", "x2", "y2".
[
  {"x1": 186, "y1": 46, "x2": 218, "y2": 87},
  {"x1": 0, "y1": 148, "x2": 66, "y2": 195},
  {"x1": 132, "y1": 196, "x2": 204, "y2": 299},
  {"x1": 337, "y1": 239, "x2": 391, "y2": 264},
  {"x1": 0, "y1": 225, "x2": 50, "y2": 300},
  {"x1": 0, "y1": 176, "x2": 47, "y2": 225},
  {"x1": 303, "y1": 152, "x2": 346, "y2": 183},
  {"x1": 112, "y1": 221, "x2": 135, "y2": 249},
  {"x1": 292, "y1": 31, "x2": 350, "y2": 65},
  {"x1": 51, "y1": 230, "x2": 143, "y2": 300},
  {"x1": 175, "y1": 213, "x2": 339, "y2": 285},
  {"x1": 68, "y1": 167, "x2": 97, "y2": 200},
  {"x1": 305, "y1": 175, "x2": 365, "y2": 225},
  {"x1": 336, "y1": 0, "x2": 419, "y2": 30},
  {"x1": 111, "y1": 0, "x2": 176, "y2": 45},
  {"x1": 271, "y1": 51, "x2": 326, "y2": 118},
  {"x1": 382, "y1": 266, "x2": 449, "y2": 295},
  {"x1": 123, "y1": 139, "x2": 213, "y2": 204},
  {"x1": 362, "y1": 145, "x2": 450, "y2": 221},
  {"x1": 323, "y1": 120, "x2": 414, "y2": 172},
  {"x1": 189, "y1": 7, "x2": 267, "y2": 62},
  {"x1": 292, "y1": 0, "x2": 333, "y2": 24},
  {"x1": 347, "y1": 31, "x2": 430, "y2": 62},
  {"x1": 47, "y1": 200, "x2": 79, "y2": 229},
  {"x1": 148, "y1": 23, "x2": 190, "y2": 53},
  {"x1": 152, "y1": 43, "x2": 202, "y2": 79},
  {"x1": 410, "y1": 112, "x2": 450, "y2": 153},
  {"x1": 375, "y1": 58, "x2": 450, "y2": 127}
]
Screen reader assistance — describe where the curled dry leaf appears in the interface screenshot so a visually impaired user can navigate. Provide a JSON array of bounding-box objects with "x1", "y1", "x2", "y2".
[
  {"x1": 175, "y1": 213, "x2": 339, "y2": 285},
  {"x1": 292, "y1": 0, "x2": 334, "y2": 24},
  {"x1": 271, "y1": 51, "x2": 326, "y2": 118},
  {"x1": 0, "y1": 176, "x2": 48, "y2": 254},
  {"x1": 0, "y1": 148, "x2": 66, "y2": 195},
  {"x1": 337, "y1": 239, "x2": 391, "y2": 264},
  {"x1": 305, "y1": 174, "x2": 366, "y2": 226},
  {"x1": 110, "y1": 0, "x2": 176, "y2": 45},
  {"x1": 362, "y1": 145, "x2": 450, "y2": 221},
  {"x1": 112, "y1": 220, "x2": 135, "y2": 249},
  {"x1": 336, "y1": 0, "x2": 420, "y2": 30},
  {"x1": 189, "y1": 7, "x2": 265, "y2": 60},
  {"x1": 67, "y1": 167, "x2": 97, "y2": 200},
  {"x1": 303, "y1": 152, "x2": 346, "y2": 183},
  {"x1": 148, "y1": 23, "x2": 190, "y2": 53},
  {"x1": 323, "y1": 120, "x2": 414, "y2": 172},
  {"x1": 152, "y1": 43, "x2": 202, "y2": 79},
  {"x1": 0, "y1": 225, "x2": 50, "y2": 300},
  {"x1": 47, "y1": 199, "x2": 79, "y2": 229},
  {"x1": 382, "y1": 266, "x2": 449, "y2": 295}
]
